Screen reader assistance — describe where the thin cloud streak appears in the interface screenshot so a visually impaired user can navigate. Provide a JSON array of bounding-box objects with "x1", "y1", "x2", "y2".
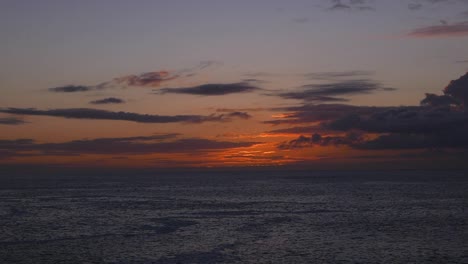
[
  {"x1": 408, "y1": 21, "x2": 468, "y2": 37},
  {"x1": 0, "y1": 117, "x2": 26, "y2": 125},
  {"x1": 0, "y1": 135, "x2": 260, "y2": 156},
  {"x1": 0, "y1": 108, "x2": 251, "y2": 124},
  {"x1": 158, "y1": 82, "x2": 260, "y2": 96},
  {"x1": 90, "y1": 97, "x2": 125, "y2": 104}
]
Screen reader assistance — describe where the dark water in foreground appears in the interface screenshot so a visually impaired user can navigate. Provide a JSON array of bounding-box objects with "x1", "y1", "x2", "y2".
[{"x1": 0, "y1": 170, "x2": 467, "y2": 264}]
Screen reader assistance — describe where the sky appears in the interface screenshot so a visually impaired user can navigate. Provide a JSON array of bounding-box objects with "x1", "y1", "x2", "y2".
[{"x1": 1, "y1": 0, "x2": 468, "y2": 169}]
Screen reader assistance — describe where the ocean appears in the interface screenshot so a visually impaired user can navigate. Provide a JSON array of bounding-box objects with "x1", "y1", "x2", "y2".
[{"x1": 1, "y1": 170, "x2": 467, "y2": 263}]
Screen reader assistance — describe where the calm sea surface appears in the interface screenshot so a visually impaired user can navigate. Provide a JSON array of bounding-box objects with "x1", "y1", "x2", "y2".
[{"x1": 1, "y1": 170, "x2": 467, "y2": 263}]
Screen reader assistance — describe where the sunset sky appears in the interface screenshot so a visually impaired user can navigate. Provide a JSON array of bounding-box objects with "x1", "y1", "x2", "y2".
[{"x1": 1, "y1": 0, "x2": 468, "y2": 169}]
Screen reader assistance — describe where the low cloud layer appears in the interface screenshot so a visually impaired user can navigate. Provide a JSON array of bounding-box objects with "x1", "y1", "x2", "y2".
[
  {"x1": 158, "y1": 82, "x2": 260, "y2": 96},
  {"x1": 0, "y1": 108, "x2": 250, "y2": 124},
  {"x1": 0, "y1": 135, "x2": 260, "y2": 157}
]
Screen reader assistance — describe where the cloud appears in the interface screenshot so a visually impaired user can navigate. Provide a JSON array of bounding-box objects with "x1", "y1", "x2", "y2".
[
  {"x1": 269, "y1": 72, "x2": 468, "y2": 151},
  {"x1": 158, "y1": 82, "x2": 260, "y2": 96},
  {"x1": 276, "y1": 79, "x2": 393, "y2": 103},
  {"x1": 0, "y1": 135, "x2": 260, "y2": 156},
  {"x1": 326, "y1": 106, "x2": 468, "y2": 134},
  {"x1": 304, "y1": 71, "x2": 374, "y2": 81},
  {"x1": 216, "y1": 107, "x2": 267, "y2": 112},
  {"x1": 408, "y1": 21, "x2": 468, "y2": 37},
  {"x1": 224, "y1": 112, "x2": 252, "y2": 120},
  {"x1": 420, "y1": 93, "x2": 459, "y2": 107},
  {"x1": 268, "y1": 125, "x2": 324, "y2": 134},
  {"x1": 357, "y1": 129, "x2": 468, "y2": 150},
  {"x1": 49, "y1": 85, "x2": 94, "y2": 93},
  {"x1": 90, "y1": 97, "x2": 125, "y2": 104},
  {"x1": 0, "y1": 108, "x2": 250, "y2": 124},
  {"x1": 0, "y1": 117, "x2": 26, "y2": 125},
  {"x1": 48, "y1": 70, "x2": 179, "y2": 93},
  {"x1": 443, "y1": 72, "x2": 468, "y2": 106},
  {"x1": 47, "y1": 62, "x2": 224, "y2": 93},
  {"x1": 278, "y1": 132, "x2": 363, "y2": 149},
  {"x1": 264, "y1": 104, "x2": 373, "y2": 125},
  {"x1": 114, "y1": 71, "x2": 178, "y2": 88},
  {"x1": 326, "y1": 0, "x2": 374, "y2": 11}
]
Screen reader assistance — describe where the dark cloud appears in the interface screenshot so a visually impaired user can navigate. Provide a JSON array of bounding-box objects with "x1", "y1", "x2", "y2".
[
  {"x1": 114, "y1": 71, "x2": 178, "y2": 88},
  {"x1": 216, "y1": 107, "x2": 267, "y2": 112},
  {"x1": 0, "y1": 108, "x2": 250, "y2": 124},
  {"x1": 326, "y1": 0, "x2": 374, "y2": 11},
  {"x1": 276, "y1": 79, "x2": 393, "y2": 103},
  {"x1": 0, "y1": 117, "x2": 26, "y2": 125},
  {"x1": 268, "y1": 73, "x2": 468, "y2": 151},
  {"x1": 243, "y1": 72, "x2": 277, "y2": 78},
  {"x1": 420, "y1": 93, "x2": 459, "y2": 107},
  {"x1": 357, "y1": 128, "x2": 468, "y2": 150},
  {"x1": 304, "y1": 71, "x2": 374, "y2": 81},
  {"x1": 408, "y1": 21, "x2": 468, "y2": 37},
  {"x1": 328, "y1": 3, "x2": 351, "y2": 10},
  {"x1": 0, "y1": 135, "x2": 260, "y2": 156},
  {"x1": 158, "y1": 82, "x2": 260, "y2": 96},
  {"x1": 278, "y1": 132, "x2": 363, "y2": 149},
  {"x1": 224, "y1": 112, "x2": 252, "y2": 120},
  {"x1": 443, "y1": 72, "x2": 468, "y2": 106},
  {"x1": 90, "y1": 97, "x2": 125, "y2": 105},
  {"x1": 326, "y1": 106, "x2": 468, "y2": 134},
  {"x1": 455, "y1": 60, "x2": 468, "y2": 63},
  {"x1": 264, "y1": 104, "x2": 374, "y2": 125},
  {"x1": 268, "y1": 125, "x2": 324, "y2": 134},
  {"x1": 48, "y1": 70, "x2": 179, "y2": 93},
  {"x1": 49, "y1": 85, "x2": 93, "y2": 93}
]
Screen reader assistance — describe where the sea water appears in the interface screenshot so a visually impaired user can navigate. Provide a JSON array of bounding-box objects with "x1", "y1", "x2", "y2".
[{"x1": 1, "y1": 170, "x2": 467, "y2": 263}]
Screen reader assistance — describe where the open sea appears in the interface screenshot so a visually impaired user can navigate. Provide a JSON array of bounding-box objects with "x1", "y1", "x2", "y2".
[{"x1": 0, "y1": 170, "x2": 467, "y2": 263}]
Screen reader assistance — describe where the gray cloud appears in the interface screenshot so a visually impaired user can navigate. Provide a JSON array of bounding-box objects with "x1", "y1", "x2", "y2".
[
  {"x1": 114, "y1": 71, "x2": 178, "y2": 88},
  {"x1": 326, "y1": 0, "x2": 374, "y2": 11},
  {"x1": 49, "y1": 85, "x2": 93, "y2": 93},
  {"x1": 0, "y1": 117, "x2": 26, "y2": 125},
  {"x1": 264, "y1": 104, "x2": 373, "y2": 125},
  {"x1": 278, "y1": 132, "x2": 363, "y2": 149},
  {"x1": 443, "y1": 72, "x2": 468, "y2": 106},
  {"x1": 304, "y1": 71, "x2": 374, "y2": 81},
  {"x1": 268, "y1": 125, "x2": 324, "y2": 134},
  {"x1": 326, "y1": 106, "x2": 468, "y2": 134},
  {"x1": 0, "y1": 108, "x2": 250, "y2": 124},
  {"x1": 408, "y1": 21, "x2": 468, "y2": 37},
  {"x1": 276, "y1": 79, "x2": 393, "y2": 103},
  {"x1": 0, "y1": 135, "x2": 260, "y2": 156},
  {"x1": 90, "y1": 97, "x2": 125, "y2": 104},
  {"x1": 158, "y1": 82, "x2": 260, "y2": 96},
  {"x1": 420, "y1": 93, "x2": 459, "y2": 107}
]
